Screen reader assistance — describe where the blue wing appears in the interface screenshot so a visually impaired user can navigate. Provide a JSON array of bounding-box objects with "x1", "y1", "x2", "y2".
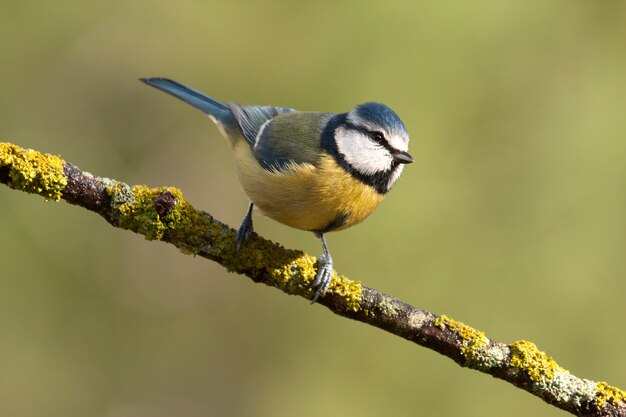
[{"x1": 229, "y1": 103, "x2": 296, "y2": 146}]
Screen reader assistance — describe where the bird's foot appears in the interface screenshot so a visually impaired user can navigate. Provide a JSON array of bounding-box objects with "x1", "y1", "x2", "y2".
[
  {"x1": 311, "y1": 252, "x2": 333, "y2": 303},
  {"x1": 235, "y1": 203, "x2": 254, "y2": 253}
]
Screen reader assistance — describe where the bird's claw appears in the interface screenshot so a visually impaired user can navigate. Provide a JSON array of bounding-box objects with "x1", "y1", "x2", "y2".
[
  {"x1": 311, "y1": 253, "x2": 333, "y2": 303},
  {"x1": 235, "y1": 206, "x2": 254, "y2": 253},
  {"x1": 235, "y1": 222, "x2": 252, "y2": 253}
]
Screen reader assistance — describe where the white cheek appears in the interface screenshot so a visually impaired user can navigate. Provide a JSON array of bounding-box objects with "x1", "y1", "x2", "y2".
[
  {"x1": 335, "y1": 127, "x2": 393, "y2": 175},
  {"x1": 387, "y1": 134, "x2": 409, "y2": 152},
  {"x1": 387, "y1": 164, "x2": 404, "y2": 190}
]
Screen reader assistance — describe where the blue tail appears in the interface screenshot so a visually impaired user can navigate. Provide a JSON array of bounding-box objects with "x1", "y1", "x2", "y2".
[{"x1": 140, "y1": 78, "x2": 235, "y2": 128}]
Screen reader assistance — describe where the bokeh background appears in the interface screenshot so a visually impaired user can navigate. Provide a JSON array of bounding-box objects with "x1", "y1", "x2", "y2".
[{"x1": 1, "y1": 1, "x2": 625, "y2": 416}]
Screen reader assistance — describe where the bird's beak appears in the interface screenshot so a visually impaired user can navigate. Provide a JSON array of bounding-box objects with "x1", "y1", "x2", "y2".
[{"x1": 393, "y1": 150, "x2": 414, "y2": 164}]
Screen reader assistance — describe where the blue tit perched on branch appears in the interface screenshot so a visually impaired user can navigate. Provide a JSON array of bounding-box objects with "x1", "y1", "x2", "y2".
[{"x1": 141, "y1": 78, "x2": 413, "y2": 303}]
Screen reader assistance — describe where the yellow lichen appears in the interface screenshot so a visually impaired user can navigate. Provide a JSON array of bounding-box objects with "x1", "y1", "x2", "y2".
[
  {"x1": 434, "y1": 315, "x2": 489, "y2": 362},
  {"x1": 596, "y1": 381, "x2": 626, "y2": 407},
  {"x1": 267, "y1": 254, "x2": 362, "y2": 310},
  {"x1": 0, "y1": 142, "x2": 67, "y2": 200},
  {"x1": 103, "y1": 179, "x2": 362, "y2": 308},
  {"x1": 269, "y1": 254, "x2": 317, "y2": 294},
  {"x1": 107, "y1": 184, "x2": 169, "y2": 240},
  {"x1": 105, "y1": 183, "x2": 209, "y2": 248},
  {"x1": 329, "y1": 274, "x2": 362, "y2": 312},
  {"x1": 509, "y1": 340, "x2": 563, "y2": 383}
]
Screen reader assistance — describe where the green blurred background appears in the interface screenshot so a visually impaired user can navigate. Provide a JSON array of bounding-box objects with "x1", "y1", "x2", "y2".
[{"x1": 1, "y1": 1, "x2": 625, "y2": 416}]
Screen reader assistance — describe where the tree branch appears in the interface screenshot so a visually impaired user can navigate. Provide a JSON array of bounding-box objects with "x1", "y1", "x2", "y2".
[{"x1": 1, "y1": 142, "x2": 624, "y2": 417}]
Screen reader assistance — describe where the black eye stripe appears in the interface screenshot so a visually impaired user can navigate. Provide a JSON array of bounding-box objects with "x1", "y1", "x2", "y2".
[
  {"x1": 369, "y1": 131, "x2": 386, "y2": 144},
  {"x1": 345, "y1": 122, "x2": 395, "y2": 153}
]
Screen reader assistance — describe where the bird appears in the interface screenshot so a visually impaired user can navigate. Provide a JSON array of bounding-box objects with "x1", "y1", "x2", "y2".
[{"x1": 140, "y1": 78, "x2": 413, "y2": 303}]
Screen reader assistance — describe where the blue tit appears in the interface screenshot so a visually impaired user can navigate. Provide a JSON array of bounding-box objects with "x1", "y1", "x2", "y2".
[{"x1": 141, "y1": 78, "x2": 413, "y2": 303}]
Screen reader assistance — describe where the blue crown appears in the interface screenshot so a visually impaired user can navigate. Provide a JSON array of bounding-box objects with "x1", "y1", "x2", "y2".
[{"x1": 353, "y1": 102, "x2": 408, "y2": 137}]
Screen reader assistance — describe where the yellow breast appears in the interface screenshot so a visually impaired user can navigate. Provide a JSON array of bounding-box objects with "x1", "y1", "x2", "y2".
[{"x1": 231, "y1": 141, "x2": 384, "y2": 232}]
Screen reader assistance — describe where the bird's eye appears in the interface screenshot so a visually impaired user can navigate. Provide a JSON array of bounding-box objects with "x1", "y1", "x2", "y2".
[{"x1": 370, "y1": 131, "x2": 385, "y2": 143}]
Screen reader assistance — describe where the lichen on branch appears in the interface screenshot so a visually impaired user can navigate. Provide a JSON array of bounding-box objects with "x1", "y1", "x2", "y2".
[
  {"x1": 0, "y1": 142, "x2": 67, "y2": 200},
  {"x1": 1, "y1": 141, "x2": 624, "y2": 417}
]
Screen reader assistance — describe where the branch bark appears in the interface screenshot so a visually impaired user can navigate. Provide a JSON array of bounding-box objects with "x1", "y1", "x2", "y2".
[{"x1": 1, "y1": 142, "x2": 624, "y2": 417}]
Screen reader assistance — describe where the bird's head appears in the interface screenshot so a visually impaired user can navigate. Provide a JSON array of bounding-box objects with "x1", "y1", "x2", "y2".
[{"x1": 329, "y1": 102, "x2": 412, "y2": 193}]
